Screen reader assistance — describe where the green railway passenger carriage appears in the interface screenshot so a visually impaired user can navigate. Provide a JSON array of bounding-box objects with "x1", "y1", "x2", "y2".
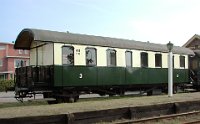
[{"x1": 14, "y1": 28, "x2": 194, "y2": 103}]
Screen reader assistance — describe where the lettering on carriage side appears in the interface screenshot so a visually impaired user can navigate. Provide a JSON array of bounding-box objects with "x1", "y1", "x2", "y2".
[
  {"x1": 79, "y1": 73, "x2": 83, "y2": 79},
  {"x1": 76, "y1": 49, "x2": 80, "y2": 55}
]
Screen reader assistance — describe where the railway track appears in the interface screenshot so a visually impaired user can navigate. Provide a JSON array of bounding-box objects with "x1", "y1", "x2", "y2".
[
  {"x1": 116, "y1": 111, "x2": 200, "y2": 124},
  {"x1": 184, "y1": 120, "x2": 200, "y2": 124}
]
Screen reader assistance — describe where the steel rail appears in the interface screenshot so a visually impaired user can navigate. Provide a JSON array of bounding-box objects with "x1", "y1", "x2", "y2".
[
  {"x1": 184, "y1": 120, "x2": 200, "y2": 124},
  {"x1": 116, "y1": 111, "x2": 200, "y2": 124}
]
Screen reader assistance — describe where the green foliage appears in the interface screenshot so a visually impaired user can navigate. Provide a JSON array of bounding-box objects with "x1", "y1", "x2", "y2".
[{"x1": 0, "y1": 80, "x2": 14, "y2": 92}]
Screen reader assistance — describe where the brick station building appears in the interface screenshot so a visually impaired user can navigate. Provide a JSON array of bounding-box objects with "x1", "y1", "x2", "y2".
[{"x1": 0, "y1": 42, "x2": 30, "y2": 80}]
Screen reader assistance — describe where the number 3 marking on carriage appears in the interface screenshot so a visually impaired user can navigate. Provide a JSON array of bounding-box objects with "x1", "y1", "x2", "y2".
[{"x1": 79, "y1": 73, "x2": 83, "y2": 79}]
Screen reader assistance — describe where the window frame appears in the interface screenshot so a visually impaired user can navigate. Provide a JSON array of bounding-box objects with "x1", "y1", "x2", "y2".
[
  {"x1": 85, "y1": 47, "x2": 97, "y2": 66},
  {"x1": 125, "y1": 51, "x2": 132, "y2": 67},
  {"x1": 62, "y1": 46, "x2": 74, "y2": 66},
  {"x1": 14, "y1": 59, "x2": 26, "y2": 68},
  {"x1": 10, "y1": 74, "x2": 13, "y2": 79},
  {"x1": 107, "y1": 49, "x2": 117, "y2": 66},
  {"x1": 14, "y1": 59, "x2": 20, "y2": 68},
  {"x1": 18, "y1": 50, "x2": 23, "y2": 54},
  {"x1": 141, "y1": 52, "x2": 148, "y2": 67},
  {"x1": 155, "y1": 53, "x2": 162, "y2": 68},
  {"x1": 173, "y1": 55, "x2": 174, "y2": 68}
]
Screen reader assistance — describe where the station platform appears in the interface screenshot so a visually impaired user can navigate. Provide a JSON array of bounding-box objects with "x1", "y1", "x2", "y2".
[{"x1": 0, "y1": 92, "x2": 200, "y2": 119}]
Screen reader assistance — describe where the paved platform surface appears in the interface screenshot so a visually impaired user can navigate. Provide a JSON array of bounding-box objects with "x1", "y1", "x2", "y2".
[
  {"x1": 0, "y1": 92, "x2": 200, "y2": 118},
  {"x1": 0, "y1": 91, "x2": 106, "y2": 103}
]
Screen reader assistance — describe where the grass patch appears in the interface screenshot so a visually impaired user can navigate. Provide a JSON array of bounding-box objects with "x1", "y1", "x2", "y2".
[{"x1": 0, "y1": 101, "x2": 47, "y2": 109}]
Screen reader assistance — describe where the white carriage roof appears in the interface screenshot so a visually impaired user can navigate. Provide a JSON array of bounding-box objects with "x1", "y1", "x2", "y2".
[{"x1": 14, "y1": 28, "x2": 194, "y2": 55}]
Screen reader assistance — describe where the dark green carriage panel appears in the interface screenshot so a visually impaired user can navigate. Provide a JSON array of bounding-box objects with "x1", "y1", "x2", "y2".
[
  {"x1": 126, "y1": 68, "x2": 188, "y2": 85},
  {"x1": 173, "y1": 69, "x2": 189, "y2": 83},
  {"x1": 185, "y1": 70, "x2": 189, "y2": 82},
  {"x1": 148, "y1": 68, "x2": 168, "y2": 84},
  {"x1": 98, "y1": 67, "x2": 125, "y2": 85},
  {"x1": 62, "y1": 66, "x2": 97, "y2": 86},
  {"x1": 54, "y1": 65, "x2": 63, "y2": 86},
  {"x1": 126, "y1": 68, "x2": 168, "y2": 84},
  {"x1": 53, "y1": 65, "x2": 189, "y2": 87},
  {"x1": 126, "y1": 67, "x2": 147, "y2": 84},
  {"x1": 54, "y1": 65, "x2": 97, "y2": 86}
]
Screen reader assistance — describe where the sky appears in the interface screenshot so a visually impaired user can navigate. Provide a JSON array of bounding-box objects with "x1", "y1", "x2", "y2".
[{"x1": 1, "y1": 0, "x2": 200, "y2": 46}]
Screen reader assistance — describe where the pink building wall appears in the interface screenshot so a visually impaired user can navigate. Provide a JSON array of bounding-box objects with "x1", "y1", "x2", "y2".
[{"x1": 0, "y1": 42, "x2": 30, "y2": 80}]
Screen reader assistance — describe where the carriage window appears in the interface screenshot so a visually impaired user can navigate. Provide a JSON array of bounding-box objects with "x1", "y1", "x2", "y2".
[
  {"x1": 180, "y1": 56, "x2": 185, "y2": 68},
  {"x1": 107, "y1": 49, "x2": 116, "y2": 66},
  {"x1": 141, "y1": 52, "x2": 148, "y2": 67},
  {"x1": 62, "y1": 46, "x2": 74, "y2": 65},
  {"x1": 126, "y1": 51, "x2": 132, "y2": 67},
  {"x1": 155, "y1": 54, "x2": 162, "y2": 67},
  {"x1": 86, "y1": 48, "x2": 97, "y2": 66}
]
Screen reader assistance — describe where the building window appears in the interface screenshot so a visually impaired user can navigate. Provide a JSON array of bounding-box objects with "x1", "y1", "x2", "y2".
[
  {"x1": 107, "y1": 49, "x2": 116, "y2": 66},
  {"x1": 18, "y1": 50, "x2": 23, "y2": 54},
  {"x1": 141, "y1": 52, "x2": 148, "y2": 67},
  {"x1": 10, "y1": 74, "x2": 13, "y2": 79},
  {"x1": 180, "y1": 56, "x2": 185, "y2": 68},
  {"x1": 62, "y1": 46, "x2": 74, "y2": 65},
  {"x1": 0, "y1": 74, "x2": 7, "y2": 80},
  {"x1": 155, "y1": 54, "x2": 162, "y2": 67},
  {"x1": 24, "y1": 50, "x2": 29, "y2": 54},
  {"x1": 86, "y1": 48, "x2": 97, "y2": 66},
  {"x1": 0, "y1": 75, "x2": 4, "y2": 80},
  {"x1": 0, "y1": 46, "x2": 5, "y2": 50},
  {"x1": 14, "y1": 59, "x2": 26, "y2": 68},
  {"x1": 0, "y1": 60, "x2": 2, "y2": 66},
  {"x1": 126, "y1": 51, "x2": 132, "y2": 67}
]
